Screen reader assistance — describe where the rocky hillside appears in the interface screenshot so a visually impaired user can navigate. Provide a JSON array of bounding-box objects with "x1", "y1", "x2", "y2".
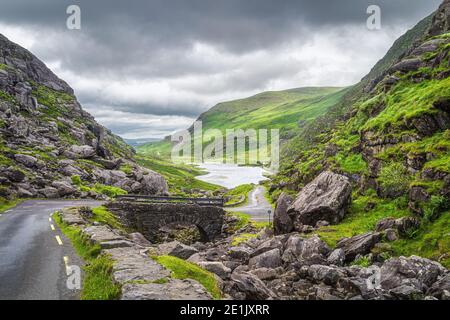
[
  {"x1": 270, "y1": 0, "x2": 450, "y2": 268},
  {"x1": 0, "y1": 34, "x2": 168, "y2": 200}
]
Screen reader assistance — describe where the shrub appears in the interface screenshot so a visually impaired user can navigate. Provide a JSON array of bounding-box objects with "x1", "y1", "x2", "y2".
[{"x1": 378, "y1": 162, "x2": 411, "y2": 197}]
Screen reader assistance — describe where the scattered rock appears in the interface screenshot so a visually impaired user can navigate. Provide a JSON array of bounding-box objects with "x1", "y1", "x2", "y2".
[
  {"x1": 327, "y1": 249, "x2": 345, "y2": 266},
  {"x1": 249, "y1": 249, "x2": 282, "y2": 269},
  {"x1": 337, "y1": 232, "x2": 382, "y2": 262},
  {"x1": 157, "y1": 241, "x2": 199, "y2": 260},
  {"x1": 14, "y1": 154, "x2": 37, "y2": 168},
  {"x1": 198, "y1": 262, "x2": 231, "y2": 280},
  {"x1": 230, "y1": 271, "x2": 276, "y2": 300},
  {"x1": 380, "y1": 256, "x2": 447, "y2": 291}
]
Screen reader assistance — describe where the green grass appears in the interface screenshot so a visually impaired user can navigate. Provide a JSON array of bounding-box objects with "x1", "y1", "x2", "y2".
[
  {"x1": 227, "y1": 211, "x2": 271, "y2": 233},
  {"x1": 137, "y1": 87, "x2": 346, "y2": 162},
  {"x1": 53, "y1": 212, "x2": 121, "y2": 300},
  {"x1": 362, "y1": 77, "x2": 450, "y2": 132},
  {"x1": 391, "y1": 211, "x2": 450, "y2": 269},
  {"x1": 224, "y1": 184, "x2": 254, "y2": 206},
  {"x1": 0, "y1": 198, "x2": 24, "y2": 213},
  {"x1": 71, "y1": 175, "x2": 128, "y2": 198},
  {"x1": 153, "y1": 255, "x2": 222, "y2": 299},
  {"x1": 91, "y1": 206, "x2": 126, "y2": 232},
  {"x1": 314, "y1": 192, "x2": 410, "y2": 247},
  {"x1": 231, "y1": 233, "x2": 258, "y2": 246}
]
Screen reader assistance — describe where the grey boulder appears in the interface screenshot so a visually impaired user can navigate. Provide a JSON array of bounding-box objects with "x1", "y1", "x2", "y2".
[{"x1": 287, "y1": 171, "x2": 352, "y2": 227}]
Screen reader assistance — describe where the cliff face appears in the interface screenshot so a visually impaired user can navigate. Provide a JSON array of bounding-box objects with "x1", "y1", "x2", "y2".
[{"x1": 0, "y1": 34, "x2": 168, "y2": 199}]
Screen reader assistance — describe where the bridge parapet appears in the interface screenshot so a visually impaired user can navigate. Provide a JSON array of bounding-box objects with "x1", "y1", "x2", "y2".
[{"x1": 106, "y1": 201, "x2": 225, "y2": 242}]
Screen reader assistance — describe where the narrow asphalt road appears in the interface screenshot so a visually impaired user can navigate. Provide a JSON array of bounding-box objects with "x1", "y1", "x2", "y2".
[
  {"x1": 227, "y1": 186, "x2": 274, "y2": 222},
  {"x1": 0, "y1": 200, "x2": 103, "y2": 300}
]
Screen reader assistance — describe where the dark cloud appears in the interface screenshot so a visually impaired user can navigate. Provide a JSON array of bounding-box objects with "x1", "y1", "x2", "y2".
[{"x1": 0, "y1": 0, "x2": 442, "y2": 138}]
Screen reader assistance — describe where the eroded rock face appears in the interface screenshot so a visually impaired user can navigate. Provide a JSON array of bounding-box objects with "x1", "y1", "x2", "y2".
[
  {"x1": 0, "y1": 33, "x2": 169, "y2": 199},
  {"x1": 287, "y1": 171, "x2": 352, "y2": 227}
]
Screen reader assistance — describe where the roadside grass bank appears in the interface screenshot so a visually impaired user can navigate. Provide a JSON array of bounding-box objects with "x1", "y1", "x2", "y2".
[
  {"x1": 0, "y1": 197, "x2": 24, "y2": 213},
  {"x1": 53, "y1": 212, "x2": 121, "y2": 300},
  {"x1": 153, "y1": 255, "x2": 222, "y2": 299},
  {"x1": 224, "y1": 183, "x2": 254, "y2": 206}
]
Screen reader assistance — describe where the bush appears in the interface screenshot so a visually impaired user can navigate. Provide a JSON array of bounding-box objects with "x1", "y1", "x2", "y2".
[{"x1": 378, "y1": 162, "x2": 411, "y2": 197}]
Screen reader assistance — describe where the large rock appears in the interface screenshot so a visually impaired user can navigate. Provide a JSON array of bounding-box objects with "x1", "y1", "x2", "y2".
[
  {"x1": 287, "y1": 171, "x2": 352, "y2": 227},
  {"x1": 65, "y1": 145, "x2": 96, "y2": 159},
  {"x1": 336, "y1": 232, "x2": 382, "y2": 262},
  {"x1": 380, "y1": 256, "x2": 447, "y2": 291},
  {"x1": 121, "y1": 279, "x2": 212, "y2": 300},
  {"x1": 14, "y1": 154, "x2": 38, "y2": 168},
  {"x1": 273, "y1": 192, "x2": 294, "y2": 235},
  {"x1": 157, "y1": 241, "x2": 198, "y2": 260},
  {"x1": 51, "y1": 180, "x2": 78, "y2": 197},
  {"x1": 248, "y1": 249, "x2": 282, "y2": 269},
  {"x1": 198, "y1": 261, "x2": 231, "y2": 280},
  {"x1": 282, "y1": 235, "x2": 330, "y2": 265},
  {"x1": 230, "y1": 271, "x2": 276, "y2": 300},
  {"x1": 427, "y1": 273, "x2": 450, "y2": 300}
]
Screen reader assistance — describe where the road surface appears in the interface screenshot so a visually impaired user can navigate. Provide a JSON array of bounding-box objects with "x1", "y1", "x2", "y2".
[
  {"x1": 227, "y1": 186, "x2": 274, "y2": 222},
  {"x1": 0, "y1": 200, "x2": 103, "y2": 300}
]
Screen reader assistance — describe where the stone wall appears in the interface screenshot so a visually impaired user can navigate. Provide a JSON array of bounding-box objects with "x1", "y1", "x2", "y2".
[{"x1": 106, "y1": 201, "x2": 225, "y2": 242}]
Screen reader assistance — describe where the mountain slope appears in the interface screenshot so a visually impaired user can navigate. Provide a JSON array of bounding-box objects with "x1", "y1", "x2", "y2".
[
  {"x1": 0, "y1": 34, "x2": 168, "y2": 202},
  {"x1": 271, "y1": 0, "x2": 450, "y2": 268},
  {"x1": 138, "y1": 87, "x2": 346, "y2": 160}
]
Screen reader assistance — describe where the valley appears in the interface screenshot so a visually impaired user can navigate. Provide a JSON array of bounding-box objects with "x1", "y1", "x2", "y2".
[{"x1": 0, "y1": 0, "x2": 449, "y2": 302}]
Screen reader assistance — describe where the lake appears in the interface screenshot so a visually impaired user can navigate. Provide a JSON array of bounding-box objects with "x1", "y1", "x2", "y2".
[{"x1": 196, "y1": 163, "x2": 270, "y2": 189}]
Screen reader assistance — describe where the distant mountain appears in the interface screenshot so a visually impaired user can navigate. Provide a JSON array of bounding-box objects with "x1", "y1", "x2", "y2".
[
  {"x1": 137, "y1": 87, "x2": 346, "y2": 159},
  {"x1": 124, "y1": 138, "x2": 160, "y2": 148}
]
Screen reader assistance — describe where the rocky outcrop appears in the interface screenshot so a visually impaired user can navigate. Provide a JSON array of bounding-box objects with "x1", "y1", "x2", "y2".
[
  {"x1": 273, "y1": 192, "x2": 294, "y2": 235},
  {"x1": 0, "y1": 34, "x2": 168, "y2": 199},
  {"x1": 287, "y1": 171, "x2": 352, "y2": 227}
]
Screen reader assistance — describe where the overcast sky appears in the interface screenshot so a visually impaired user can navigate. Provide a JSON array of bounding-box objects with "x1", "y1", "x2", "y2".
[{"x1": 0, "y1": 0, "x2": 442, "y2": 139}]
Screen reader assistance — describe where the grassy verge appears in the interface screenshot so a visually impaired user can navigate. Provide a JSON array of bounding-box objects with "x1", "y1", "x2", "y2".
[
  {"x1": 153, "y1": 255, "x2": 222, "y2": 299},
  {"x1": 0, "y1": 197, "x2": 24, "y2": 214},
  {"x1": 224, "y1": 184, "x2": 254, "y2": 206},
  {"x1": 90, "y1": 206, "x2": 126, "y2": 232},
  {"x1": 53, "y1": 212, "x2": 121, "y2": 300}
]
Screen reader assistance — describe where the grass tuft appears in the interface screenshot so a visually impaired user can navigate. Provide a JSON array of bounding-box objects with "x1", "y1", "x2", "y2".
[{"x1": 153, "y1": 255, "x2": 222, "y2": 299}]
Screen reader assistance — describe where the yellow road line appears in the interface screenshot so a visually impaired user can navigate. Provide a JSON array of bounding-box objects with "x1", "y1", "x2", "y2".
[
  {"x1": 50, "y1": 224, "x2": 55, "y2": 231},
  {"x1": 55, "y1": 235, "x2": 63, "y2": 245},
  {"x1": 48, "y1": 217, "x2": 52, "y2": 222},
  {"x1": 63, "y1": 256, "x2": 70, "y2": 275}
]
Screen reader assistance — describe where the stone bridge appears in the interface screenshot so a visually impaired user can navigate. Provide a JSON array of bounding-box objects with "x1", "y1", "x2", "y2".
[{"x1": 106, "y1": 201, "x2": 225, "y2": 242}]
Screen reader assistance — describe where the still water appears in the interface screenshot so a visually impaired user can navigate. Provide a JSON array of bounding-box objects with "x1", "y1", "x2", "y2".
[{"x1": 196, "y1": 163, "x2": 269, "y2": 189}]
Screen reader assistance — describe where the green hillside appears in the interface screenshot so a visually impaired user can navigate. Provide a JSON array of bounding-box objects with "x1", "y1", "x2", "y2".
[
  {"x1": 270, "y1": 26, "x2": 450, "y2": 268},
  {"x1": 138, "y1": 87, "x2": 345, "y2": 160}
]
